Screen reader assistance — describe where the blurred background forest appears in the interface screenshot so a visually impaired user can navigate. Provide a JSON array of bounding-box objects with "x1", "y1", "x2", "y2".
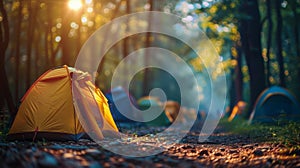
[{"x1": 0, "y1": 0, "x2": 299, "y2": 123}]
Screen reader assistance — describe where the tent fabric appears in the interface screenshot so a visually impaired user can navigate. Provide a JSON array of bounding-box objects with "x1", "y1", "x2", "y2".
[
  {"x1": 72, "y1": 74, "x2": 119, "y2": 139},
  {"x1": 105, "y1": 86, "x2": 146, "y2": 129},
  {"x1": 105, "y1": 86, "x2": 137, "y2": 123},
  {"x1": 137, "y1": 96, "x2": 171, "y2": 126},
  {"x1": 8, "y1": 65, "x2": 118, "y2": 141},
  {"x1": 249, "y1": 86, "x2": 300, "y2": 124},
  {"x1": 164, "y1": 101, "x2": 180, "y2": 122},
  {"x1": 7, "y1": 132, "x2": 85, "y2": 141}
]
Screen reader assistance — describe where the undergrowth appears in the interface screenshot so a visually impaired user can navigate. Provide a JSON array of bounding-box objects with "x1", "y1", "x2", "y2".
[
  {"x1": 220, "y1": 117, "x2": 300, "y2": 148},
  {"x1": 0, "y1": 115, "x2": 9, "y2": 142}
]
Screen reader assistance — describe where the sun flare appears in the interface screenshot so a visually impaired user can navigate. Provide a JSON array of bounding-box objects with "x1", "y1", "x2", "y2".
[{"x1": 68, "y1": 0, "x2": 82, "y2": 11}]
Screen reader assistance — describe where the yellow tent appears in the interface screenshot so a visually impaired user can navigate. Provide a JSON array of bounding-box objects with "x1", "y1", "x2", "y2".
[{"x1": 8, "y1": 65, "x2": 118, "y2": 141}]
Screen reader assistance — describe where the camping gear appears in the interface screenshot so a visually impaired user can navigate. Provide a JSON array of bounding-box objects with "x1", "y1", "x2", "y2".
[
  {"x1": 164, "y1": 101, "x2": 180, "y2": 122},
  {"x1": 7, "y1": 65, "x2": 118, "y2": 141},
  {"x1": 249, "y1": 86, "x2": 300, "y2": 124},
  {"x1": 105, "y1": 86, "x2": 143, "y2": 128},
  {"x1": 137, "y1": 96, "x2": 171, "y2": 126},
  {"x1": 228, "y1": 101, "x2": 247, "y2": 122}
]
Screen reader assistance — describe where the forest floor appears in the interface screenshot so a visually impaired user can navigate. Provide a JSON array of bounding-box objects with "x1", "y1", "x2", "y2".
[{"x1": 1, "y1": 120, "x2": 300, "y2": 168}]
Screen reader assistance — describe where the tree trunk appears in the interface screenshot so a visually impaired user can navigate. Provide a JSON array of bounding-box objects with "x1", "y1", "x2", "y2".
[
  {"x1": 238, "y1": 0, "x2": 266, "y2": 117},
  {"x1": 235, "y1": 44, "x2": 243, "y2": 103},
  {"x1": 76, "y1": 9, "x2": 83, "y2": 57},
  {"x1": 275, "y1": 0, "x2": 285, "y2": 87},
  {"x1": 292, "y1": 1, "x2": 300, "y2": 61},
  {"x1": 44, "y1": 22, "x2": 49, "y2": 67},
  {"x1": 46, "y1": 3, "x2": 56, "y2": 67},
  {"x1": 291, "y1": 0, "x2": 300, "y2": 97},
  {"x1": 0, "y1": 0, "x2": 17, "y2": 118},
  {"x1": 34, "y1": 27, "x2": 40, "y2": 77},
  {"x1": 25, "y1": 1, "x2": 38, "y2": 89},
  {"x1": 122, "y1": 0, "x2": 131, "y2": 87},
  {"x1": 229, "y1": 44, "x2": 243, "y2": 114},
  {"x1": 14, "y1": 0, "x2": 22, "y2": 101},
  {"x1": 96, "y1": 0, "x2": 122, "y2": 87},
  {"x1": 25, "y1": 0, "x2": 32, "y2": 89},
  {"x1": 44, "y1": 4, "x2": 50, "y2": 68},
  {"x1": 26, "y1": 1, "x2": 32, "y2": 89},
  {"x1": 143, "y1": 0, "x2": 154, "y2": 96},
  {"x1": 266, "y1": 0, "x2": 272, "y2": 87},
  {"x1": 61, "y1": 14, "x2": 71, "y2": 66}
]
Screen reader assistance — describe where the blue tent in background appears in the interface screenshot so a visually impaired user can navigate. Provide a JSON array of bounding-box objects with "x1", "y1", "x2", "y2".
[
  {"x1": 105, "y1": 87, "x2": 143, "y2": 128},
  {"x1": 249, "y1": 86, "x2": 300, "y2": 124}
]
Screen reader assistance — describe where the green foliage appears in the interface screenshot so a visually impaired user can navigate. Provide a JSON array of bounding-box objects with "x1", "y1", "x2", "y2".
[
  {"x1": 0, "y1": 119, "x2": 9, "y2": 142},
  {"x1": 2, "y1": 0, "x2": 300, "y2": 120},
  {"x1": 220, "y1": 117, "x2": 300, "y2": 147}
]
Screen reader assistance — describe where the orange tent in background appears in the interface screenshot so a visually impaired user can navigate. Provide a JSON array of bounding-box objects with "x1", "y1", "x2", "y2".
[{"x1": 7, "y1": 65, "x2": 118, "y2": 141}]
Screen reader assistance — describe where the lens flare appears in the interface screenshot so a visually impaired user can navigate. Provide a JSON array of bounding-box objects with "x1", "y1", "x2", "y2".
[{"x1": 68, "y1": 0, "x2": 82, "y2": 11}]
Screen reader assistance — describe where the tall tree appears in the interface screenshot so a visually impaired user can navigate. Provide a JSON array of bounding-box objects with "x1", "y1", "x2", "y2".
[
  {"x1": 34, "y1": 23, "x2": 41, "y2": 77},
  {"x1": 44, "y1": 2, "x2": 50, "y2": 68},
  {"x1": 46, "y1": 3, "x2": 54, "y2": 67},
  {"x1": 238, "y1": 0, "x2": 266, "y2": 116},
  {"x1": 96, "y1": 0, "x2": 123, "y2": 87},
  {"x1": 291, "y1": 1, "x2": 300, "y2": 59},
  {"x1": 76, "y1": 8, "x2": 83, "y2": 57},
  {"x1": 61, "y1": 10, "x2": 72, "y2": 66},
  {"x1": 229, "y1": 43, "x2": 243, "y2": 115},
  {"x1": 266, "y1": 0, "x2": 272, "y2": 86},
  {"x1": 275, "y1": 0, "x2": 285, "y2": 87},
  {"x1": 291, "y1": 0, "x2": 300, "y2": 94},
  {"x1": 143, "y1": 0, "x2": 153, "y2": 96},
  {"x1": 0, "y1": 0, "x2": 16, "y2": 117},
  {"x1": 122, "y1": 0, "x2": 131, "y2": 87},
  {"x1": 46, "y1": 3, "x2": 60, "y2": 67},
  {"x1": 14, "y1": 0, "x2": 23, "y2": 101},
  {"x1": 26, "y1": 1, "x2": 38, "y2": 89}
]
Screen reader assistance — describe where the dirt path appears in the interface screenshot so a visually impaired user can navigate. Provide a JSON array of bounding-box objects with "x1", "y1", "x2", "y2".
[{"x1": 1, "y1": 127, "x2": 300, "y2": 168}]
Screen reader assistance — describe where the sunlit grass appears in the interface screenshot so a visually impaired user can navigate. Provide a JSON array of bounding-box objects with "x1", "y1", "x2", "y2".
[{"x1": 220, "y1": 117, "x2": 300, "y2": 147}]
